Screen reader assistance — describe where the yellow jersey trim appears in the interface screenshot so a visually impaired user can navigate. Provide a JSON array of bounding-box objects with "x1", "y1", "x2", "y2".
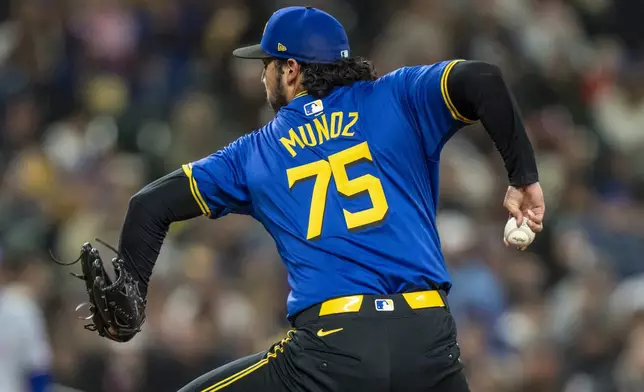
[
  {"x1": 440, "y1": 60, "x2": 475, "y2": 124},
  {"x1": 181, "y1": 163, "x2": 211, "y2": 217},
  {"x1": 294, "y1": 90, "x2": 309, "y2": 98},
  {"x1": 319, "y1": 295, "x2": 363, "y2": 316}
]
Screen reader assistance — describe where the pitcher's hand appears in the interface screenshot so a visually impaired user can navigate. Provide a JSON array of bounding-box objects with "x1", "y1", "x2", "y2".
[{"x1": 503, "y1": 182, "x2": 545, "y2": 247}]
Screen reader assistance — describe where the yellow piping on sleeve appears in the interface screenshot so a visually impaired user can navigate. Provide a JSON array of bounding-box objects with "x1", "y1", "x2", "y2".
[
  {"x1": 440, "y1": 60, "x2": 475, "y2": 124},
  {"x1": 182, "y1": 163, "x2": 211, "y2": 217}
]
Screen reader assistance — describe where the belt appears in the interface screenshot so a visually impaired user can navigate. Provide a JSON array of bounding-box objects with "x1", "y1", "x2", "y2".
[{"x1": 318, "y1": 290, "x2": 445, "y2": 316}]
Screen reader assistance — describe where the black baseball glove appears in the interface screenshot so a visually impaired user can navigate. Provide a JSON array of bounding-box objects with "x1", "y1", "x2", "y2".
[{"x1": 52, "y1": 240, "x2": 146, "y2": 342}]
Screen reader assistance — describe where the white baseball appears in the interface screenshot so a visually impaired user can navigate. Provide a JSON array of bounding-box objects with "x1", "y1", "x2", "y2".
[{"x1": 504, "y1": 217, "x2": 535, "y2": 247}]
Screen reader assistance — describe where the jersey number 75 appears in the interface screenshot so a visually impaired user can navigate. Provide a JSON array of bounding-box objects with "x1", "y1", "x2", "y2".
[{"x1": 286, "y1": 142, "x2": 389, "y2": 240}]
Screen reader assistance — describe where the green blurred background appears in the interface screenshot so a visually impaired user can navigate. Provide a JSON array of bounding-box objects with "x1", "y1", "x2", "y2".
[{"x1": 0, "y1": 0, "x2": 643, "y2": 391}]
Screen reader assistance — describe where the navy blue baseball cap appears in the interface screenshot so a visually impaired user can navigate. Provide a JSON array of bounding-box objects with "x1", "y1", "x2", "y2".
[{"x1": 233, "y1": 6, "x2": 350, "y2": 64}]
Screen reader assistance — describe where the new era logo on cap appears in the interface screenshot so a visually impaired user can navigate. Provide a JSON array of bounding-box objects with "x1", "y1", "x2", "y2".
[
  {"x1": 277, "y1": 43, "x2": 287, "y2": 52},
  {"x1": 304, "y1": 100, "x2": 324, "y2": 116},
  {"x1": 375, "y1": 299, "x2": 394, "y2": 311}
]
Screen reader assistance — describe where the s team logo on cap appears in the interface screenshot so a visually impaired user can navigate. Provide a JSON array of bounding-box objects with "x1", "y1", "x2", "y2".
[
  {"x1": 375, "y1": 299, "x2": 394, "y2": 311},
  {"x1": 304, "y1": 100, "x2": 324, "y2": 116}
]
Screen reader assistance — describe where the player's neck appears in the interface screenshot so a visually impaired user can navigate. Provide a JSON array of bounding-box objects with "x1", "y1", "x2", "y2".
[
  {"x1": 286, "y1": 87, "x2": 307, "y2": 103},
  {"x1": 284, "y1": 73, "x2": 306, "y2": 103}
]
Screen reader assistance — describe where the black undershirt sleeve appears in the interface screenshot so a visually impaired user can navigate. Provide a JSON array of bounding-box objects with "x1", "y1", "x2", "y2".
[
  {"x1": 446, "y1": 60, "x2": 539, "y2": 187},
  {"x1": 118, "y1": 169, "x2": 201, "y2": 297}
]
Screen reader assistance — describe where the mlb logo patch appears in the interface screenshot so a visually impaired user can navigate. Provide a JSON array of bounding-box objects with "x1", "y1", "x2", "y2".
[
  {"x1": 375, "y1": 299, "x2": 394, "y2": 312},
  {"x1": 304, "y1": 100, "x2": 324, "y2": 116}
]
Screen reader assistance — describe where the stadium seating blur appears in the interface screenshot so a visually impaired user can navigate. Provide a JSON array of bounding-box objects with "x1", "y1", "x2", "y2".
[{"x1": 0, "y1": 0, "x2": 643, "y2": 391}]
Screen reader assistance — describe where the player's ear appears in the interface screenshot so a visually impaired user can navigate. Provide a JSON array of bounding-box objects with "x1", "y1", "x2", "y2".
[{"x1": 285, "y1": 59, "x2": 301, "y2": 85}]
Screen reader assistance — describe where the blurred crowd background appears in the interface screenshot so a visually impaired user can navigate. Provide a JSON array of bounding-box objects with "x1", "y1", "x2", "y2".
[{"x1": 0, "y1": 0, "x2": 643, "y2": 391}]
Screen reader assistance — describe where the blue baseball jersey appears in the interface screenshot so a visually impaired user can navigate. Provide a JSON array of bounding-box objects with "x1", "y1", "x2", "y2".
[{"x1": 183, "y1": 60, "x2": 473, "y2": 316}]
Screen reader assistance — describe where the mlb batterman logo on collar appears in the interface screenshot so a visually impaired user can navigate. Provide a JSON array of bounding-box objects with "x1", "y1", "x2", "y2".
[
  {"x1": 304, "y1": 100, "x2": 324, "y2": 116},
  {"x1": 233, "y1": 6, "x2": 350, "y2": 64}
]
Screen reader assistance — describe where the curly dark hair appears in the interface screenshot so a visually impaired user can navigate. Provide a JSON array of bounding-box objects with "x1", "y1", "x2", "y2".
[{"x1": 276, "y1": 57, "x2": 377, "y2": 98}]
